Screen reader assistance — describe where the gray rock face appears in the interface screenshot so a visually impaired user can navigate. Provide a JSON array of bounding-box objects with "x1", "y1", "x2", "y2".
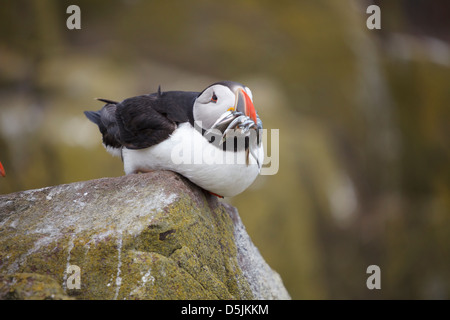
[{"x1": 0, "y1": 171, "x2": 290, "y2": 300}]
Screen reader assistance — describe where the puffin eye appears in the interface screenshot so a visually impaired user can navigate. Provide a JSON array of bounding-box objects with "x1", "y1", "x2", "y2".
[{"x1": 211, "y1": 93, "x2": 218, "y2": 103}]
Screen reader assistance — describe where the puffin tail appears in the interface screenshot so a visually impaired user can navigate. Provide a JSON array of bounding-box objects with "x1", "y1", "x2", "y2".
[
  {"x1": 84, "y1": 103, "x2": 123, "y2": 156},
  {"x1": 84, "y1": 110, "x2": 102, "y2": 126}
]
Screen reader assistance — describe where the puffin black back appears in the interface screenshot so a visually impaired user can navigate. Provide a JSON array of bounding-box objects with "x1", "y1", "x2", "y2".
[{"x1": 84, "y1": 90, "x2": 199, "y2": 151}]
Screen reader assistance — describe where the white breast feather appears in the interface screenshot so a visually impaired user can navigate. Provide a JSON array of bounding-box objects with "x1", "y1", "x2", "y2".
[{"x1": 121, "y1": 123, "x2": 263, "y2": 197}]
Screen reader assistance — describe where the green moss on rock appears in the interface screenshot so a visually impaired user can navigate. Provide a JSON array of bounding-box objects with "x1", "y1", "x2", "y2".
[
  {"x1": 0, "y1": 171, "x2": 289, "y2": 300},
  {"x1": 0, "y1": 273, "x2": 73, "y2": 300}
]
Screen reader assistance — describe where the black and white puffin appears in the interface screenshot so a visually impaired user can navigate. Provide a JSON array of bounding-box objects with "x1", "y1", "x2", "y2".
[
  {"x1": 84, "y1": 81, "x2": 263, "y2": 197},
  {"x1": 0, "y1": 161, "x2": 5, "y2": 177}
]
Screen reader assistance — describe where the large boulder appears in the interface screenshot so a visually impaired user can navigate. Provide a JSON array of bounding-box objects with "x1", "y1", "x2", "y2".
[{"x1": 0, "y1": 171, "x2": 289, "y2": 300}]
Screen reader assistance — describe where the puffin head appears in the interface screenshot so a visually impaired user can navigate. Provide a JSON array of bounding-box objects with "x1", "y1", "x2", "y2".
[{"x1": 193, "y1": 81, "x2": 257, "y2": 130}]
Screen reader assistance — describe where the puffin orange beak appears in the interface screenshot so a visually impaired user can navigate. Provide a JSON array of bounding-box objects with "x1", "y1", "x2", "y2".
[
  {"x1": 235, "y1": 88, "x2": 257, "y2": 125},
  {"x1": 0, "y1": 162, "x2": 5, "y2": 177}
]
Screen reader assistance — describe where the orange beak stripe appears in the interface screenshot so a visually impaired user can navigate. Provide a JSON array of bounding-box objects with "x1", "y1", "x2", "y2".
[{"x1": 241, "y1": 89, "x2": 257, "y2": 125}]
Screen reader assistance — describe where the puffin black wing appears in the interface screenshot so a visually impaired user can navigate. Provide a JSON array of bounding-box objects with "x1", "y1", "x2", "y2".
[
  {"x1": 85, "y1": 90, "x2": 198, "y2": 150},
  {"x1": 115, "y1": 90, "x2": 198, "y2": 149}
]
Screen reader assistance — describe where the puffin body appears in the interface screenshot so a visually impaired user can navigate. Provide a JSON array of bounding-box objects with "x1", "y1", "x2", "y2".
[{"x1": 84, "y1": 81, "x2": 263, "y2": 197}]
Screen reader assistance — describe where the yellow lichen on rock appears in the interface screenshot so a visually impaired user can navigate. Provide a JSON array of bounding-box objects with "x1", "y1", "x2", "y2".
[{"x1": 0, "y1": 171, "x2": 289, "y2": 300}]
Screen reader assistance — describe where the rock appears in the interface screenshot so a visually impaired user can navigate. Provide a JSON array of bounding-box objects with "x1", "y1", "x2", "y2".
[
  {"x1": 0, "y1": 171, "x2": 290, "y2": 300},
  {"x1": 0, "y1": 273, "x2": 73, "y2": 300}
]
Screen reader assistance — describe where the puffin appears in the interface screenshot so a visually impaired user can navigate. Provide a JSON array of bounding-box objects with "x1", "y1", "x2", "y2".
[
  {"x1": 0, "y1": 161, "x2": 5, "y2": 177},
  {"x1": 84, "y1": 81, "x2": 263, "y2": 197}
]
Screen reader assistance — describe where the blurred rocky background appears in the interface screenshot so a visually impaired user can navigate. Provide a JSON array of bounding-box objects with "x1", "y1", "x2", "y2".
[{"x1": 0, "y1": 0, "x2": 449, "y2": 299}]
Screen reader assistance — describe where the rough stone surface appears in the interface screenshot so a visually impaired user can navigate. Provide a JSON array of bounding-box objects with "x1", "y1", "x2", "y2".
[{"x1": 0, "y1": 171, "x2": 290, "y2": 300}]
